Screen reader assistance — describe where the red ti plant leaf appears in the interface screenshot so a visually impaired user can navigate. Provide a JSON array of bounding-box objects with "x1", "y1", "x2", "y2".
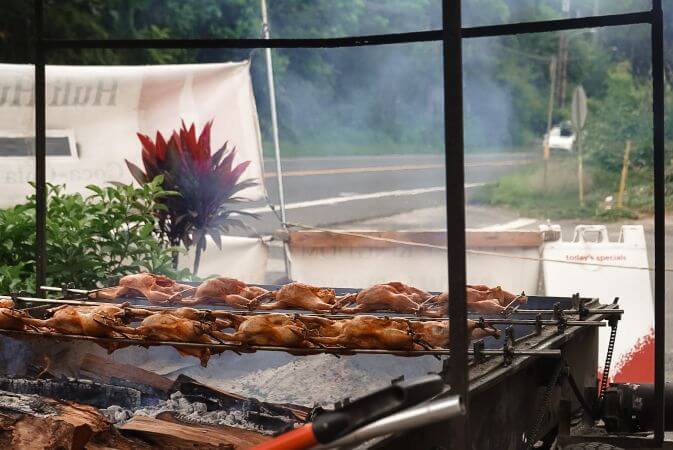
[{"x1": 127, "y1": 119, "x2": 259, "y2": 274}]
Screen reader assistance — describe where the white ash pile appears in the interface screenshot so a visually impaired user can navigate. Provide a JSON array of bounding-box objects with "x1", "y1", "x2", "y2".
[
  {"x1": 216, "y1": 353, "x2": 440, "y2": 406},
  {"x1": 102, "y1": 391, "x2": 273, "y2": 435}
]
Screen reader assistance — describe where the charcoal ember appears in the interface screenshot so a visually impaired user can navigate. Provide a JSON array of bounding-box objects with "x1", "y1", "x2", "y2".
[
  {"x1": 102, "y1": 391, "x2": 289, "y2": 435},
  {"x1": 0, "y1": 376, "x2": 142, "y2": 409},
  {"x1": 172, "y1": 374, "x2": 308, "y2": 424}
]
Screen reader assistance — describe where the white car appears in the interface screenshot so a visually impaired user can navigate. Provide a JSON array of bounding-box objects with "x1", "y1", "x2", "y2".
[{"x1": 546, "y1": 124, "x2": 576, "y2": 152}]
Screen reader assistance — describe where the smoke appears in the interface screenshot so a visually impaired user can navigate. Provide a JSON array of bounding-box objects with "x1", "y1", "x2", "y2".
[
  {"x1": 462, "y1": 38, "x2": 515, "y2": 151},
  {"x1": 249, "y1": 0, "x2": 520, "y2": 155},
  {"x1": 250, "y1": 1, "x2": 445, "y2": 155},
  {"x1": 255, "y1": 42, "x2": 445, "y2": 154}
]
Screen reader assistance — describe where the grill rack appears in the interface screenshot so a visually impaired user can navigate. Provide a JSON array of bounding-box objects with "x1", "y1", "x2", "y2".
[
  {"x1": 3, "y1": 293, "x2": 609, "y2": 328},
  {"x1": 0, "y1": 288, "x2": 618, "y2": 364},
  {"x1": 0, "y1": 327, "x2": 563, "y2": 358}
]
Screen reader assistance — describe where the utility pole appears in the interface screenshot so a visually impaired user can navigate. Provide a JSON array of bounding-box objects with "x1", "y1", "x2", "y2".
[
  {"x1": 556, "y1": 0, "x2": 571, "y2": 107},
  {"x1": 261, "y1": 0, "x2": 292, "y2": 280},
  {"x1": 556, "y1": 33, "x2": 568, "y2": 107},
  {"x1": 543, "y1": 56, "x2": 557, "y2": 218},
  {"x1": 592, "y1": 0, "x2": 600, "y2": 43}
]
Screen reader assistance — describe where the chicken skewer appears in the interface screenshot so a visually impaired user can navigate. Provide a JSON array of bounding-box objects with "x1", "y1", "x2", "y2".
[
  {"x1": 181, "y1": 277, "x2": 268, "y2": 309},
  {"x1": 211, "y1": 312, "x2": 316, "y2": 349},
  {"x1": 334, "y1": 283, "x2": 428, "y2": 314},
  {"x1": 18, "y1": 303, "x2": 138, "y2": 352},
  {"x1": 298, "y1": 315, "x2": 500, "y2": 350},
  {"x1": 88, "y1": 274, "x2": 525, "y2": 317},
  {"x1": 102, "y1": 312, "x2": 225, "y2": 366},
  {"x1": 254, "y1": 283, "x2": 344, "y2": 313},
  {"x1": 419, "y1": 287, "x2": 527, "y2": 317},
  {"x1": 92, "y1": 273, "x2": 195, "y2": 304},
  {"x1": 0, "y1": 300, "x2": 37, "y2": 332}
]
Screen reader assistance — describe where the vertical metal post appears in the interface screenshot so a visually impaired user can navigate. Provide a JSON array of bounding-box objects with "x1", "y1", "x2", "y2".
[
  {"x1": 651, "y1": 0, "x2": 665, "y2": 443},
  {"x1": 443, "y1": 0, "x2": 469, "y2": 448},
  {"x1": 35, "y1": 0, "x2": 47, "y2": 294},
  {"x1": 260, "y1": 0, "x2": 292, "y2": 279}
]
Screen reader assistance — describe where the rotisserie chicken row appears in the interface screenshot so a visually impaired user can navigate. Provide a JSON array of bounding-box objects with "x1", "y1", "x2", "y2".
[{"x1": 91, "y1": 274, "x2": 525, "y2": 317}]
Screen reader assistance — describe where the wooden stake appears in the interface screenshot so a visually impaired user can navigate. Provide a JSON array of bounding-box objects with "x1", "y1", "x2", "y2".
[
  {"x1": 617, "y1": 140, "x2": 632, "y2": 209},
  {"x1": 577, "y1": 132, "x2": 584, "y2": 208}
]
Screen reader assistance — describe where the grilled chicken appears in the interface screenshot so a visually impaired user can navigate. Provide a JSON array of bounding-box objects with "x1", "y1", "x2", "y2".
[
  {"x1": 184, "y1": 277, "x2": 267, "y2": 309},
  {"x1": 421, "y1": 293, "x2": 506, "y2": 316},
  {"x1": 18, "y1": 303, "x2": 134, "y2": 352},
  {"x1": 302, "y1": 315, "x2": 500, "y2": 350},
  {"x1": 0, "y1": 307, "x2": 32, "y2": 331},
  {"x1": 213, "y1": 313, "x2": 314, "y2": 348},
  {"x1": 410, "y1": 319, "x2": 500, "y2": 347},
  {"x1": 107, "y1": 313, "x2": 223, "y2": 366},
  {"x1": 0, "y1": 299, "x2": 15, "y2": 309},
  {"x1": 468, "y1": 285, "x2": 526, "y2": 307},
  {"x1": 308, "y1": 316, "x2": 420, "y2": 350},
  {"x1": 335, "y1": 283, "x2": 426, "y2": 314},
  {"x1": 21, "y1": 304, "x2": 130, "y2": 337},
  {"x1": 125, "y1": 306, "x2": 215, "y2": 323},
  {"x1": 297, "y1": 315, "x2": 344, "y2": 337},
  {"x1": 93, "y1": 273, "x2": 194, "y2": 304},
  {"x1": 420, "y1": 286, "x2": 526, "y2": 317},
  {"x1": 255, "y1": 283, "x2": 339, "y2": 313}
]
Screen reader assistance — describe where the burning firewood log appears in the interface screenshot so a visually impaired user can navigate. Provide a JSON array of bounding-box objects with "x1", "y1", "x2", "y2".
[{"x1": 0, "y1": 390, "x2": 152, "y2": 449}]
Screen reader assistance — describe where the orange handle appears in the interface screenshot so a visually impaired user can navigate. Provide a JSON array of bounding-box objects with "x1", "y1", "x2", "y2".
[{"x1": 252, "y1": 424, "x2": 318, "y2": 450}]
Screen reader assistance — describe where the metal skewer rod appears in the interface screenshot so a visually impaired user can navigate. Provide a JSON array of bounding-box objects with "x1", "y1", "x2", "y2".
[
  {"x1": 1, "y1": 295, "x2": 174, "y2": 311},
  {"x1": 2, "y1": 296, "x2": 611, "y2": 326},
  {"x1": 0, "y1": 328, "x2": 563, "y2": 358},
  {"x1": 509, "y1": 308, "x2": 623, "y2": 315},
  {"x1": 484, "y1": 319, "x2": 605, "y2": 326},
  {"x1": 40, "y1": 285, "x2": 94, "y2": 295}
]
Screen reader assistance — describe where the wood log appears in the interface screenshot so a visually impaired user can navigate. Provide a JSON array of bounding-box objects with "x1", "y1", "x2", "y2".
[
  {"x1": 80, "y1": 353, "x2": 174, "y2": 393},
  {"x1": 0, "y1": 390, "x2": 151, "y2": 450},
  {"x1": 120, "y1": 414, "x2": 270, "y2": 449},
  {"x1": 156, "y1": 411, "x2": 270, "y2": 449}
]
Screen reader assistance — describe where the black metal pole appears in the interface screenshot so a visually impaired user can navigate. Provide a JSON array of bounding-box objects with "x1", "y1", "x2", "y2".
[
  {"x1": 34, "y1": 0, "x2": 47, "y2": 295},
  {"x1": 651, "y1": 0, "x2": 665, "y2": 444},
  {"x1": 443, "y1": 0, "x2": 469, "y2": 448}
]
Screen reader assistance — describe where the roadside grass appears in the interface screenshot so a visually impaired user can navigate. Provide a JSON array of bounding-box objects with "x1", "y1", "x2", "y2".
[{"x1": 471, "y1": 155, "x2": 652, "y2": 220}]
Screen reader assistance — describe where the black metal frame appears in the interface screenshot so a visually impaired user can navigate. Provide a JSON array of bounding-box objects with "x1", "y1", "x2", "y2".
[{"x1": 32, "y1": 0, "x2": 665, "y2": 446}]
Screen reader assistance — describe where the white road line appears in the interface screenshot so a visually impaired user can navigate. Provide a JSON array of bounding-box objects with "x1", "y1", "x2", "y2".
[
  {"x1": 242, "y1": 183, "x2": 485, "y2": 214},
  {"x1": 262, "y1": 160, "x2": 531, "y2": 178},
  {"x1": 477, "y1": 218, "x2": 538, "y2": 231}
]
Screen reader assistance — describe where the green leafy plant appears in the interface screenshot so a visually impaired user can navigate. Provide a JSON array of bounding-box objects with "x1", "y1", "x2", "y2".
[
  {"x1": 126, "y1": 120, "x2": 258, "y2": 275},
  {"x1": 0, "y1": 178, "x2": 189, "y2": 293}
]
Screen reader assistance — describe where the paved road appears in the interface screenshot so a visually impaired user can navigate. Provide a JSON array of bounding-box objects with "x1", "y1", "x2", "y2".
[{"x1": 240, "y1": 152, "x2": 534, "y2": 234}]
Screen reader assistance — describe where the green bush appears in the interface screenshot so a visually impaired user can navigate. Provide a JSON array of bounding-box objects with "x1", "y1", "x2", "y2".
[
  {"x1": 0, "y1": 177, "x2": 190, "y2": 294},
  {"x1": 584, "y1": 62, "x2": 652, "y2": 172}
]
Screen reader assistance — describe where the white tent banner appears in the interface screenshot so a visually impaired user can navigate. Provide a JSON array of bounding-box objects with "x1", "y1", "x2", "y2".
[
  {"x1": 0, "y1": 62, "x2": 266, "y2": 207},
  {"x1": 543, "y1": 225, "x2": 654, "y2": 383},
  {"x1": 289, "y1": 245, "x2": 539, "y2": 294},
  {"x1": 180, "y1": 236, "x2": 269, "y2": 284}
]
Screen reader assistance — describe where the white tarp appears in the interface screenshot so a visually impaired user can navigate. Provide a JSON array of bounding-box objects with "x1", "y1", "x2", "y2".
[
  {"x1": 543, "y1": 225, "x2": 654, "y2": 382},
  {"x1": 289, "y1": 240, "x2": 539, "y2": 294},
  {"x1": 0, "y1": 62, "x2": 266, "y2": 207},
  {"x1": 180, "y1": 236, "x2": 269, "y2": 284}
]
